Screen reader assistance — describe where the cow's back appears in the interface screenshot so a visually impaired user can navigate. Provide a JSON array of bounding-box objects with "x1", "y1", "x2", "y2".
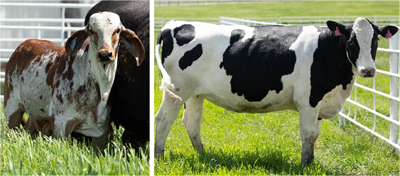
[{"x1": 4, "y1": 39, "x2": 63, "y2": 119}]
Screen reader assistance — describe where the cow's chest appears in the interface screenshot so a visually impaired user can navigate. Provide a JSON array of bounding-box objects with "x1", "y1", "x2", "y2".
[
  {"x1": 52, "y1": 75, "x2": 100, "y2": 116},
  {"x1": 317, "y1": 82, "x2": 354, "y2": 119}
]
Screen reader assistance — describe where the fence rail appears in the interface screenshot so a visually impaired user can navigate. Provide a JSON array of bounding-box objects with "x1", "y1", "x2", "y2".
[{"x1": 155, "y1": 16, "x2": 399, "y2": 33}]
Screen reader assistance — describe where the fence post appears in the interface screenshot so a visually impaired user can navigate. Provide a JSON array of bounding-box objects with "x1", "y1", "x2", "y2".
[
  {"x1": 390, "y1": 33, "x2": 398, "y2": 153},
  {"x1": 61, "y1": 6, "x2": 66, "y2": 46}
]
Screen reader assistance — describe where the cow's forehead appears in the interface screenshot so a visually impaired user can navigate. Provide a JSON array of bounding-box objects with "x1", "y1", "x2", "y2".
[
  {"x1": 352, "y1": 17, "x2": 374, "y2": 38},
  {"x1": 88, "y1": 12, "x2": 121, "y2": 32}
]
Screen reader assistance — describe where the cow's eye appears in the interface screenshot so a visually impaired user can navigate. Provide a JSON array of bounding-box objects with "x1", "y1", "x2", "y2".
[{"x1": 115, "y1": 28, "x2": 121, "y2": 34}]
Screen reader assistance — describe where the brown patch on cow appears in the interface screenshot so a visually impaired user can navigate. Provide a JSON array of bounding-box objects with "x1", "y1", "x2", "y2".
[
  {"x1": 65, "y1": 119, "x2": 83, "y2": 137},
  {"x1": 111, "y1": 31, "x2": 118, "y2": 49},
  {"x1": 56, "y1": 94, "x2": 63, "y2": 104},
  {"x1": 19, "y1": 103, "x2": 26, "y2": 112},
  {"x1": 69, "y1": 82, "x2": 74, "y2": 90},
  {"x1": 35, "y1": 120, "x2": 53, "y2": 136},
  {"x1": 48, "y1": 115, "x2": 55, "y2": 133},
  {"x1": 77, "y1": 85, "x2": 87, "y2": 94},
  {"x1": 55, "y1": 80, "x2": 60, "y2": 88}
]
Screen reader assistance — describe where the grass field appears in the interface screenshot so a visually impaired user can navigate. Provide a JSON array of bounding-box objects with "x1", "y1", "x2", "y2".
[
  {"x1": 0, "y1": 108, "x2": 149, "y2": 175},
  {"x1": 154, "y1": 1, "x2": 400, "y2": 175}
]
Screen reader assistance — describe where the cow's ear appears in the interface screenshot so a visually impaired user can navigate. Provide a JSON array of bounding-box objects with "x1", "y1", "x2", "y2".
[
  {"x1": 65, "y1": 28, "x2": 89, "y2": 56},
  {"x1": 327, "y1": 20, "x2": 347, "y2": 37},
  {"x1": 120, "y1": 28, "x2": 145, "y2": 66},
  {"x1": 379, "y1": 26, "x2": 398, "y2": 39}
]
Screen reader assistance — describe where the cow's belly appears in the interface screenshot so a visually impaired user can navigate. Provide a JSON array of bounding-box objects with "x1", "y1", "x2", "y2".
[{"x1": 199, "y1": 85, "x2": 296, "y2": 113}]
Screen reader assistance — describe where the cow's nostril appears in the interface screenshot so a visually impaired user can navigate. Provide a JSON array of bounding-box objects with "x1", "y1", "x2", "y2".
[
  {"x1": 98, "y1": 52, "x2": 112, "y2": 61},
  {"x1": 361, "y1": 68, "x2": 375, "y2": 77}
]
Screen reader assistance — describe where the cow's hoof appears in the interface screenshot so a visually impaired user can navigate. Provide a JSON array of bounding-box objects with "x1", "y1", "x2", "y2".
[
  {"x1": 301, "y1": 154, "x2": 314, "y2": 166},
  {"x1": 155, "y1": 150, "x2": 165, "y2": 158}
]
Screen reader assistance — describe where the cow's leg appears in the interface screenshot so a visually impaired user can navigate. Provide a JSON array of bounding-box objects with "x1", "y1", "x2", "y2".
[
  {"x1": 6, "y1": 106, "x2": 24, "y2": 130},
  {"x1": 182, "y1": 96, "x2": 204, "y2": 152},
  {"x1": 155, "y1": 91, "x2": 184, "y2": 157},
  {"x1": 24, "y1": 117, "x2": 38, "y2": 135},
  {"x1": 92, "y1": 116, "x2": 111, "y2": 154},
  {"x1": 298, "y1": 107, "x2": 322, "y2": 166}
]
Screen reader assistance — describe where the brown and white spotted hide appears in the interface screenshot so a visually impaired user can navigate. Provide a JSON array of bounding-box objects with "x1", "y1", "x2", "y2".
[{"x1": 4, "y1": 12, "x2": 145, "y2": 151}]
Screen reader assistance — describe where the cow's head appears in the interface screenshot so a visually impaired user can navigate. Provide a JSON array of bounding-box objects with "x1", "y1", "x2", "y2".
[
  {"x1": 65, "y1": 12, "x2": 145, "y2": 67},
  {"x1": 327, "y1": 17, "x2": 398, "y2": 77}
]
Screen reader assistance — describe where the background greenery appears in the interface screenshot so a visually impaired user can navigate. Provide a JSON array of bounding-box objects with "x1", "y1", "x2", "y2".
[
  {"x1": 155, "y1": 1, "x2": 400, "y2": 175},
  {"x1": 0, "y1": 109, "x2": 149, "y2": 175}
]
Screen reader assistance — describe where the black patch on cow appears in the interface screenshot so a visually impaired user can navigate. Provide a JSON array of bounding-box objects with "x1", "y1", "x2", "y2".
[
  {"x1": 309, "y1": 30, "x2": 355, "y2": 107},
  {"x1": 174, "y1": 24, "x2": 195, "y2": 46},
  {"x1": 370, "y1": 33, "x2": 379, "y2": 61},
  {"x1": 157, "y1": 29, "x2": 174, "y2": 65},
  {"x1": 179, "y1": 44, "x2": 203, "y2": 70},
  {"x1": 220, "y1": 26, "x2": 301, "y2": 102},
  {"x1": 346, "y1": 31, "x2": 360, "y2": 67}
]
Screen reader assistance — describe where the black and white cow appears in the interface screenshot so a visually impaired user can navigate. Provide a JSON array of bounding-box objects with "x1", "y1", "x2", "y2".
[{"x1": 155, "y1": 18, "x2": 398, "y2": 165}]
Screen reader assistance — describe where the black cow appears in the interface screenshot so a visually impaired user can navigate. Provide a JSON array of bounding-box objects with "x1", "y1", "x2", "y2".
[
  {"x1": 155, "y1": 18, "x2": 398, "y2": 165},
  {"x1": 85, "y1": 0, "x2": 149, "y2": 149}
]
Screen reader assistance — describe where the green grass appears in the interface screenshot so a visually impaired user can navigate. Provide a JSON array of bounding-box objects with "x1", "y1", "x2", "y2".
[
  {"x1": 0, "y1": 107, "x2": 149, "y2": 175},
  {"x1": 155, "y1": 1, "x2": 400, "y2": 175},
  {"x1": 155, "y1": 1, "x2": 398, "y2": 18}
]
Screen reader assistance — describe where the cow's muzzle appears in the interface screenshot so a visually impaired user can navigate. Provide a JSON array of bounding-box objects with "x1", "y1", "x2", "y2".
[
  {"x1": 98, "y1": 51, "x2": 114, "y2": 62},
  {"x1": 359, "y1": 67, "x2": 376, "y2": 77}
]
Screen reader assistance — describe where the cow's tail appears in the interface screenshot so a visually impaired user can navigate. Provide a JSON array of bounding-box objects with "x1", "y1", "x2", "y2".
[{"x1": 156, "y1": 30, "x2": 182, "y2": 102}]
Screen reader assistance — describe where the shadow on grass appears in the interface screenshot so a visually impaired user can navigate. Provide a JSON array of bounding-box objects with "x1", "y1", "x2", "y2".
[{"x1": 166, "y1": 147, "x2": 337, "y2": 175}]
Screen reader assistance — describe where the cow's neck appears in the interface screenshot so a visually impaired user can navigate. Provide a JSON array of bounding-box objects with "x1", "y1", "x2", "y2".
[
  {"x1": 87, "y1": 47, "x2": 118, "y2": 106},
  {"x1": 318, "y1": 32, "x2": 355, "y2": 86}
]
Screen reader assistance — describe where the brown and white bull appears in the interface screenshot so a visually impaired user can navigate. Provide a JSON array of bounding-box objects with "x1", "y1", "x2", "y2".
[{"x1": 4, "y1": 12, "x2": 145, "y2": 149}]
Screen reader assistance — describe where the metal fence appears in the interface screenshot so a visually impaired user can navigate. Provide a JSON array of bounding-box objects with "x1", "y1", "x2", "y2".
[
  {"x1": 155, "y1": 15, "x2": 399, "y2": 33},
  {"x1": 0, "y1": 2, "x2": 97, "y2": 101},
  {"x1": 155, "y1": 0, "x2": 274, "y2": 6}
]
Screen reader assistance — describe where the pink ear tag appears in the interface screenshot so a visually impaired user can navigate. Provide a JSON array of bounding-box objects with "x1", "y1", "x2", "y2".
[
  {"x1": 385, "y1": 30, "x2": 392, "y2": 39},
  {"x1": 334, "y1": 26, "x2": 342, "y2": 36}
]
